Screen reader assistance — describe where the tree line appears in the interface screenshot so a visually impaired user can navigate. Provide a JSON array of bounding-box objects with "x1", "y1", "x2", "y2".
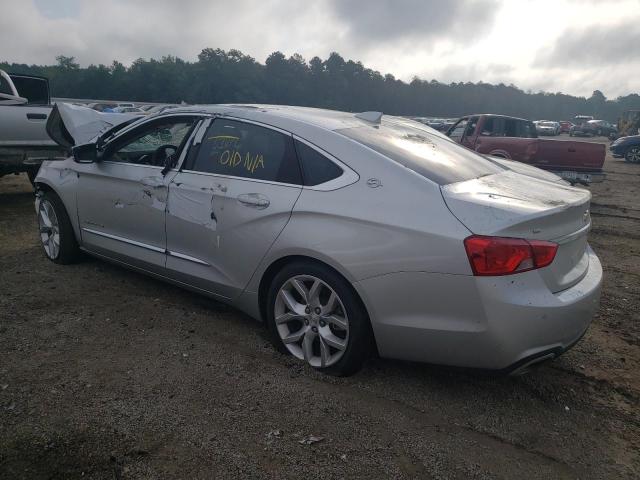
[{"x1": 2, "y1": 49, "x2": 638, "y2": 122}]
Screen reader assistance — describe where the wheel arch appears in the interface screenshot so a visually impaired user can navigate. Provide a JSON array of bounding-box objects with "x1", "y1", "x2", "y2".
[
  {"x1": 257, "y1": 254, "x2": 377, "y2": 352},
  {"x1": 487, "y1": 150, "x2": 511, "y2": 159},
  {"x1": 34, "y1": 179, "x2": 81, "y2": 243}
]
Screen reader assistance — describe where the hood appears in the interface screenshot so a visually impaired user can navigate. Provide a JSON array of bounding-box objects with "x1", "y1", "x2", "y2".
[{"x1": 46, "y1": 102, "x2": 143, "y2": 150}]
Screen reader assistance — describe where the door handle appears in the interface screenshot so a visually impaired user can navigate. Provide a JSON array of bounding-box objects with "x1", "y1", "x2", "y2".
[
  {"x1": 237, "y1": 193, "x2": 270, "y2": 209},
  {"x1": 27, "y1": 113, "x2": 47, "y2": 120}
]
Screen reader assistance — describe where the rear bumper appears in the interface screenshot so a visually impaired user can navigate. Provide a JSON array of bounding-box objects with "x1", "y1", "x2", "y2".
[
  {"x1": 550, "y1": 170, "x2": 606, "y2": 184},
  {"x1": 354, "y1": 246, "x2": 602, "y2": 370}
]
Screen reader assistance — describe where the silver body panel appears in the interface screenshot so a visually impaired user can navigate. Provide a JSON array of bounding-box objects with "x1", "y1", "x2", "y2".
[{"x1": 36, "y1": 104, "x2": 603, "y2": 371}]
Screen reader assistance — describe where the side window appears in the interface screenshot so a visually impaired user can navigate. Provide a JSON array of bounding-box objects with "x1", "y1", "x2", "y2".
[
  {"x1": 448, "y1": 119, "x2": 468, "y2": 141},
  {"x1": 503, "y1": 119, "x2": 518, "y2": 137},
  {"x1": 295, "y1": 140, "x2": 343, "y2": 186},
  {"x1": 465, "y1": 117, "x2": 479, "y2": 136},
  {"x1": 482, "y1": 117, "x2": 506, "y2": 137},
  {"x1": 108, "y1": 119, "x2": 195, "y2": 166},
  {"x1": 519, "y1": 121, "x2": 537, "y2": 138},
  {"x1": 187, "y1": 119, "x2": 302, "y2": 184}
]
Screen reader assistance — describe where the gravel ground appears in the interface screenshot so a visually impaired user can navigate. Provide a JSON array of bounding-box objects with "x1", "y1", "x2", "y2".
[{"x1": 1, "y1": 136, "x2": 639, "y2": 479}]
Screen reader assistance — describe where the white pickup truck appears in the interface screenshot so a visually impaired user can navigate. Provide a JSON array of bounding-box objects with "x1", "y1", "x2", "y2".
[{"x1": 0, "y1": 69, "x2": 67, "y2": 183}]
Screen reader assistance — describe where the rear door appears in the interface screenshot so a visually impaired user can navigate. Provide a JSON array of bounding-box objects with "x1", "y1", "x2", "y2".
[
  {"x1": 76, "y1": 115, "x2": 199, "y2": 272},
  {"x1": 165, "y1": 117, "x2": 303, "y2": 299}
]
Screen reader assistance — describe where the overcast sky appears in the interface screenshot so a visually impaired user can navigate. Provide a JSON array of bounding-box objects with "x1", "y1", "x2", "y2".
[{"x1": 1, "y1": 0, "x2": 639, "y2": 98}]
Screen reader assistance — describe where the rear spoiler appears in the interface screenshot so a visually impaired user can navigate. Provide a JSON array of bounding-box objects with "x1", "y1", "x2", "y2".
[{"x1": 46, "y1": 103, "x2": 143, "y2": 150}]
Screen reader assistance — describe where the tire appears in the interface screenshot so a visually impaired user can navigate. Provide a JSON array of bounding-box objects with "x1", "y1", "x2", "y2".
[
  {"x1": 37, "y1": 191, "x2": 80, "y2": 264},
  {"x1": 624, "y1": 146, "x2": 640, "y2": 164},
  {"x1": 265, "y1": 261, "x2": 372, "y2": 376}
]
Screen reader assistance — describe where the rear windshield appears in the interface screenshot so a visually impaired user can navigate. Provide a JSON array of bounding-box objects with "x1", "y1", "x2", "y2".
[{"x1": 337, "y1": 119, "x2": 503, "y2": 185}]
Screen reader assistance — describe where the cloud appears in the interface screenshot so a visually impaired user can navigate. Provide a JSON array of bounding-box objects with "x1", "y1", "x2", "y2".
[
  {"x1": 0, "y1": 0, "x2": 639, "y2": 98},
  {"x1": 536, "y1": 19, "x2": 640, "y2": 67},
  {"x1": 327, "y1": 0, "x2": 500, "y2": 47}
]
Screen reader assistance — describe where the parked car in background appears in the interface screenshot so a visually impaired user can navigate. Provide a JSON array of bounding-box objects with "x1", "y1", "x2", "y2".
[
  {"x1": 587, "y1": 120, "x2": 617, "y2": 137},
  {"x1": 144, "y1": 104, "x2": 180, "y2": 115},
  {"x1": 447, "y1": 114, "x2": 605, "y2": 184},
  {"x1": 535, "y1": 120, "x2": 560, "y2": 136},
  {"x1": 570, "y1": 115, "x2": 596, "y2": 137},
  {"x1": 112, "y1": 106, "x2": 145, "y2": 114},
  {"x1": 610, "y1": 134, "x2": 640, "y2": 163},
  {"x1": 36, "y1": 104, "x2": 602, "y2": 376},
  {"x1": 559, "y1": 121, "x2": 574, "y2": 133}
]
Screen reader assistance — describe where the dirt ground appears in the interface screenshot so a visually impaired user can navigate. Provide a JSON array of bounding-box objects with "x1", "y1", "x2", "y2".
[{"x1": 1, "y1": 136, "x2": 639, "y2": 479}]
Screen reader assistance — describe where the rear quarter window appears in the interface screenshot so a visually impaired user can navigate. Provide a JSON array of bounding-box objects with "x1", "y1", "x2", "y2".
[
  {"x1": 338, "y1": 119, "x2": 504, "y2": 185},
  {"x1": 295, "y1": 140, "x2": 343, "y2": 186}
]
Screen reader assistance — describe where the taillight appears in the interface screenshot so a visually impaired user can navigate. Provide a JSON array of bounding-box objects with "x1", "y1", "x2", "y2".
[{"x1": 464, "y1": 235, "x2": 558, "y2": 276}]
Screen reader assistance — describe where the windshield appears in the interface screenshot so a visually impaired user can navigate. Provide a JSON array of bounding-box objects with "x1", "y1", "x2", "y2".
[{"x1": 338, "y1": 119, "x2": 504, "y2": 185}]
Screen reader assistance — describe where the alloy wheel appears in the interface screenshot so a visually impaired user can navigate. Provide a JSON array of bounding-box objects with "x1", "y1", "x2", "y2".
[
  {"x1": 625, "y1": 147, "x2": 640, "y2": 163},
  {"x1": 274, "y1": 275, "x2": 349, "y2": 368},
  {"x1": 38, "y1": 199, "x2": 60, "y2": 259}
]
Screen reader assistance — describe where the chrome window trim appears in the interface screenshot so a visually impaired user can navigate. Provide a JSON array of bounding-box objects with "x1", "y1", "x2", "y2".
[
  {"x1": 174, "y1": 118, "x2": 206, "y2": 171},
  {"x1": 178, "y1": 116, "x2": 359, "y2": 190},
  {"x1": 292, "y1": 135, "x2": 360, "y2": 191},
  {"x1": 105, "y1": 112, "x2": 210, "y2": 145},
  {"x1": 100, "y1": 160, "x2": 164, "y2": 169},
  {"x1": 82, "y1": 227, "x2": 165, "y2": 253},
  {"x1": 179, "y1": 169, "x2": 302, "y2": 189}
]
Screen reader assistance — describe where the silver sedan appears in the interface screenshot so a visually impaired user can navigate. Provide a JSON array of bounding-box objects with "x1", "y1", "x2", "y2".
[{"x1": 35, "y1": 104, "x2": 602, "y2": 375}]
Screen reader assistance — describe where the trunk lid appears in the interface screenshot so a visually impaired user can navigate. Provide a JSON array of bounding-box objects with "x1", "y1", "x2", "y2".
[
  {"x1": 46, "y1": 103, "x2": 142, "y2": 149},
  {"x1": 442, "y1": 170, "x2": 592, "y2": 292}
]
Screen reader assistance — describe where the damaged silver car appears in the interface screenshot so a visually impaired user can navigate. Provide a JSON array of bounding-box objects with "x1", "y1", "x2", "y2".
[{"x1": 35, "y1": 104, "x2": 602, "y2": 375}]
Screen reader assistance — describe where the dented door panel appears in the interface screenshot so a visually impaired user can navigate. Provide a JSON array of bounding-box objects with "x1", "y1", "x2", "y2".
[
  {"x1": 165, "y1": 171, "x2": 229, "y2": 296},
  {"x1": 165, "y1": 173, "x2": 301, "y2": 299},
  {"x1": 76, "y1": 161, "x2": 171, "y2": 272}
]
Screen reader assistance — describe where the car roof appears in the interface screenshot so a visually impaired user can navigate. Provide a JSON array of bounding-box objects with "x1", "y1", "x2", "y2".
[{"x1": 153, "y1": 104, "x2": 375, "y2": 132}]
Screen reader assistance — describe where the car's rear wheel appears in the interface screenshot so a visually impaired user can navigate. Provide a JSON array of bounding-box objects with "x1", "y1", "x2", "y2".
[
  {"x1": 625, "y1": 146, "x2": 640, "y2": 163},
  {"x1": 266, "y1": 261, "x2": 372, "y2": 376},
  {"x1": 37, "y1": 192, "x2": 80, "y2": 264}
]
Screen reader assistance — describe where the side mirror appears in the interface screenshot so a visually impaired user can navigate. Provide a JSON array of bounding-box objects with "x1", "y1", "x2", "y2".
[{"x1": 72, "y1": 143, "x2": 98, "y2": 163}]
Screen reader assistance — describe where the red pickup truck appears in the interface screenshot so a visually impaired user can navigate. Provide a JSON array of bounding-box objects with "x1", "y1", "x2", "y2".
[{"x1": 447, "y1": 114, "x2": 605, "y2": 184}]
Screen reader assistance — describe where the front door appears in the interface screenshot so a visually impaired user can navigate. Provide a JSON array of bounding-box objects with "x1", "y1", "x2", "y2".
[
  {"x1": 76, "y1": 116, "x2": 199, "y2": 272},
  {"x1": 166, "y1": 117, "x2": 303, "y2": 299}
]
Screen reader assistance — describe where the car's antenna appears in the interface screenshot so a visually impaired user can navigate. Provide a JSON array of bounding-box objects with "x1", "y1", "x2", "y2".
[{"x1": 355, "y1": 111, "x2": 383, "y2": 124}]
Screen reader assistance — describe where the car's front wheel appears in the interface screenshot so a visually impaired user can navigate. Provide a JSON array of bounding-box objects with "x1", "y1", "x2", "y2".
[
  {"x1": 625, "y1": 146, "x2": 640, "y2": 163},
  {"x1": 37, "y1": 191, "x2": 80, "y2": 264},
  {"x1": 266, "y1": 261, "x2": 372, "y2": 376}
]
